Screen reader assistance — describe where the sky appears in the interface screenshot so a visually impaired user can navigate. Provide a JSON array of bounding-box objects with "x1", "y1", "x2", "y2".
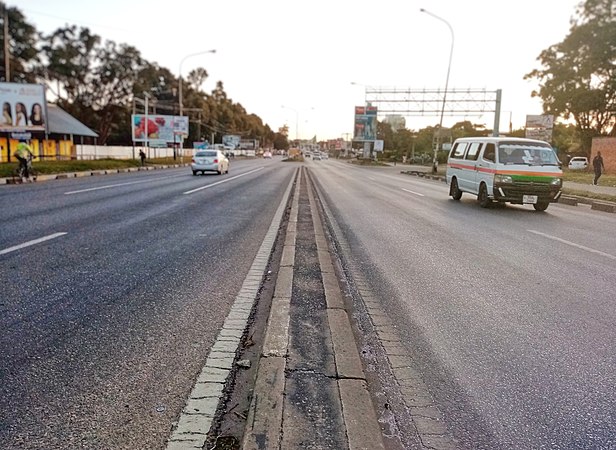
[{"x1": 10, "y1": 0, "x2": 582, "y2": 141}]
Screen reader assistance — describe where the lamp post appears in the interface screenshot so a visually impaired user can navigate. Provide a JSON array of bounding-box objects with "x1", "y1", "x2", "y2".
[
  {"x1": 420, "y1": 8, "x2": 454, "y2": 174},
  {"x1": 178, "y1": 49, "x2": 216, "y2": 117}
]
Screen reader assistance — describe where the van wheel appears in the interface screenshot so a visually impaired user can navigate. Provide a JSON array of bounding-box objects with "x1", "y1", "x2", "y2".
[
  {"x1": 533, "y1": 201, "x2": 549, "y2": 211},
  {"x1": 478, "y1": 183, "x2": 491, "y2": 208},
  {"x1": 450, "y1": 178, "x2": 462, "y2": 200}
]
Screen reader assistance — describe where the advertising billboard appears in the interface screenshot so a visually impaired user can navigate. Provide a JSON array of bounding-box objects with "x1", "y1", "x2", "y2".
[
  {"x1": 0, "y1": 82, "x2": 48, "y2": 133},
  {"x1": 131, "y1": 114, "x2": 189, "y2": 143},
  {"x1": 525, "y1": 114, "x2": 554, "y2": 142},
  {"x1": 353, "y1": 106, "x2": 377, "y2": 141},
  {"x1": 222, "y1": 135, "x2": 241, "y2": 149}
]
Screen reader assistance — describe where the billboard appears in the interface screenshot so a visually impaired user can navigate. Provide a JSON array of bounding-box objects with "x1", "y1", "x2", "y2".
[
  {"x1": 222, "y1": 135, "x2": 241, "y2": 149},
  {"x1": 0, "y1": 82, "x2": 48, "y2": 133},
  {"x1": 525, "y1": 114, "x2": 554, "y2": 142},
  {"x1": 353, "y1": 106, "x2": 377, "y2": 141},
  {"x1": 131, "y1": 114, "x2": 189, "y2": 143}
]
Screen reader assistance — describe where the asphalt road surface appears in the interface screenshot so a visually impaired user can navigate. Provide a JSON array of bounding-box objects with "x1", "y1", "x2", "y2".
[
  {"x1": 309, "y1": 159, "x2": 616, "y2": 449},
  {"x1": 0, "y1": 158, "x2": 295, "y2": 449},
  {"x1": 3, "y1": 156, "x2": 616, "y2": 449}
]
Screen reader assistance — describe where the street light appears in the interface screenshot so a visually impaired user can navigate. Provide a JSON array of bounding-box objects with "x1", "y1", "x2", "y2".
[
  {"x1": 178, "y1": 49, "x2": 216, "y2": 117},
  {"x1": 420, "y1": 8, "x2": 454, "y2": 174}
]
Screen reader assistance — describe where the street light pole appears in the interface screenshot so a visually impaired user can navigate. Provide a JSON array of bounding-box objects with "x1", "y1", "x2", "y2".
[
  {"x1": 178, "y1": 49, "x2": 216, "y2": 117},
  {"x1": 420, "y1": 8, "x2": 454, "y2": 174}
]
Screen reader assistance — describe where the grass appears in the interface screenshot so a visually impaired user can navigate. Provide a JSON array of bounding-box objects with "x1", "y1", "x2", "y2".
[{"x1": 0, "y1": 157, "x2": 182, "y2": 178}]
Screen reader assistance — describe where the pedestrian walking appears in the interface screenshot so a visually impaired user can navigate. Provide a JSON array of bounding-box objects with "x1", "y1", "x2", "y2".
[
  {"x1": 139, "y1": 149, "x2": 146, "y2": 166},
  {"x1": 592, "y1": 151, "x2": 605, "y2": 185}
]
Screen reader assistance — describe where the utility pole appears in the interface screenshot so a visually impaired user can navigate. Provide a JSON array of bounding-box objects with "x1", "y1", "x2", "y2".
[{"x1": 4, "y1": 7, "x2": 10, "y2": 82}]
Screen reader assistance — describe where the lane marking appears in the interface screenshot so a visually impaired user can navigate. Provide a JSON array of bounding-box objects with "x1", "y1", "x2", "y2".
[
  {"x1": 64, "y1": 174, "x2": 185, "y2": 195},
  {"x1": 402, "y1": 188, "x2": 425, "y2": 197},
  {"x1": 182, "y1": 167, "x2": 264, "y2": 195},
  {"x1": 0, "y1": 232, "x2": 68, "y2": 256},
  {"x1": 527, "y1": 230, "x2": 616, "y2": 261}
]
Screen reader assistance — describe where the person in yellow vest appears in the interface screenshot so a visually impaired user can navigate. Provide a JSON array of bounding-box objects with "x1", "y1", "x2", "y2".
[{"x1": 14, "y1": 140, "x2": 35, "y2": 180}]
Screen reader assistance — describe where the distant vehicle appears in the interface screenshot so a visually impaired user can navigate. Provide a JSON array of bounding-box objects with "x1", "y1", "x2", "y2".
[
  {"x1": 191, "y1": 149, "x2": 229, "y2": 175},
  {"x1": 446, "y1": 137, "x2": 562, "y2": 211},
  {"x1": 321, "y1": 153, "x2": 329, "y2": 160},
  {"x1": 568, "y1": 156, "x2": 588, "y2": 170},
  {"x1": 313, "y1": 153, "x2": 322, "y2": 160},
  {"x1": 263, "y1": 151, "x2": 272, "y2": 159}
]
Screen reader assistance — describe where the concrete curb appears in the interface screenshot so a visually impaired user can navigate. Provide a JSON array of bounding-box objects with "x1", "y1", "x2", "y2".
[
  {"x1": 242, "y1": 168, "x2": 386, "y2": 450},
  {"x1": 1, "y1": 164, "x2": 189, "y2": 185}
]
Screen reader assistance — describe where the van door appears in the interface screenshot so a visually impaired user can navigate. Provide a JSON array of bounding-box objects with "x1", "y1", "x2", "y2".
[
  {"x1": 476, "y1": 142, "x2": 496, "y2": 196},
  {"x1": 463, "y1": 142, "x2": 483, "y2": 194}
]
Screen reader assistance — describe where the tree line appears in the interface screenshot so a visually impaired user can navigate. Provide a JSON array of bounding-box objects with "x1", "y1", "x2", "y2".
[
  {"x1": 0, "y1": 2, "x2": 288, "y2": 148},
  {"x1": 1, "y1": 0, "x2": 613, "y2": 157}
]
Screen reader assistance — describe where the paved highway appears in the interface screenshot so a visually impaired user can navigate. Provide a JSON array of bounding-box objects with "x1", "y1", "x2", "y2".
[
  {"x1": 309, "y1": 159, "x2": 616, "y2": 449},
  {"x1": 0, "y1": 158, "x2": 295, "y2": 449}
]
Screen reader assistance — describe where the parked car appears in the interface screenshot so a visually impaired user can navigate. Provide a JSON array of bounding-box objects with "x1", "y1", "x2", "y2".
[
  {"x1": 191, "y1": 150, "x2": 229, "y2": 175},
  {"x1": 263, "y1": 151, "x2": 272, "y2": 159},
  {"x1": 568, "y1": 156, "x2": 589, "y2": 170}
]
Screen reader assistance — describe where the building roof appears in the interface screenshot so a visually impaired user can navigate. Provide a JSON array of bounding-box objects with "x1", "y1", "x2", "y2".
[{"x1": 47, "y1": 104, "x2": 98, "y2": 138}]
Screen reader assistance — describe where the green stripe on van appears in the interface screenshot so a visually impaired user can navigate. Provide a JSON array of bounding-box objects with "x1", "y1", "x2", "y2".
[{"x1": 510, "y1": 174, "x2": 557, "y2": 183}]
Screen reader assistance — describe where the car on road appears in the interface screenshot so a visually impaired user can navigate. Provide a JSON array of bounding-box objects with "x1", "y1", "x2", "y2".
[
  {"x1": 191, "y1": 149, "x2": 229, "y2": 175},
  {"x1": 313, "y1": 153, "x2": 322, "y2": 160},
  {"x1": 568, "y1": 156, "x2": 589, "y2": 170},
  {"x1": 263, "y1": 151, "x2": 272, "y2": 159}
]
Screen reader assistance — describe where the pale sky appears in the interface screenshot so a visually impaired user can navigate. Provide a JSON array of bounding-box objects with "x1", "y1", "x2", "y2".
[{"x1": 11, "y1": 0, "x2": 581, "y2": 140}]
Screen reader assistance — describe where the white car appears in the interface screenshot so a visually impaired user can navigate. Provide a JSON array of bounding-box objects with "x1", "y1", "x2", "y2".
[
  {"x1": 191, "y1": 149, "x2": 229, "y2": 175},
  {"x1": 568, "y1": 156, "x2": 588, "y2": 170}
]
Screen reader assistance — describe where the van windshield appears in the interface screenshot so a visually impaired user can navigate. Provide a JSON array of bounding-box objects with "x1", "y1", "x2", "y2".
[{"x1": 497, "y1": 143, "x2": 560, "y2": 166}]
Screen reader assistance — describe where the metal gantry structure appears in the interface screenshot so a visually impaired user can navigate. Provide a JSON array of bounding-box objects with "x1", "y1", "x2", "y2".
[{"x1": 363, "y1": 86, "x2": 502, "y2": 131}]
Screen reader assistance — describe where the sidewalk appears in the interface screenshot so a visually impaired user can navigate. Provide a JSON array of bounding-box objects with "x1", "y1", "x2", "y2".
[{"x1": 241, "y1": 166, "x2": 385, "y2": 449}]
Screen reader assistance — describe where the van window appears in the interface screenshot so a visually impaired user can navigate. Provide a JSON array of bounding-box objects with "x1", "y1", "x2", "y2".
[
  {"x1": 483, "y1": 143, "x2": 495, "y2": 162},
  {"x1": 465, "y1": 143, "x2": 482, "y2": 161},
  {"x1": 450, "y1": 142, "x2": 468, "y2": 159}
]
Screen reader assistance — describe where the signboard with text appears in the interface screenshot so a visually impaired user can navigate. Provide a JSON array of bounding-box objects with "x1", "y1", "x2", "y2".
[
  {"x1": 131, "y1": 114, "x2": 189, "y2": 143},
  {"x1": 353, "y1": 105, "x2": 377, "y2": 141},
  {"x1": 525, "y1": 114, "x2": 554, "y2": 142},
  {"x1": 0, "y1": 82, "x2": 48, "y2": 133}
]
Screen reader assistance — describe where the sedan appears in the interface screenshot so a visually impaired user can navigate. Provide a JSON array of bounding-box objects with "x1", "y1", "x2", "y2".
[
  {"x1": 568, "y1": 156, "x2": 588, "y2": 170},
  {"x1": 191, "y1": 150, "x2": 229, "y2": 175}
]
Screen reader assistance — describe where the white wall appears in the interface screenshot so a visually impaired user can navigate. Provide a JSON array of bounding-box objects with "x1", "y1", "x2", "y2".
[{"x1": 74, "y1": 145, "x2": 257, "y2": 159}]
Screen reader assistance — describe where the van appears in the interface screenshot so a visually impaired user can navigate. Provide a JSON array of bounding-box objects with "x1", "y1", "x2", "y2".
[{"x1": 446, "y1": 137, "x2": 562, "y2": 211}]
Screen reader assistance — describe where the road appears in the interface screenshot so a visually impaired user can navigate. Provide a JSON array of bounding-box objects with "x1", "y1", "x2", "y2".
[
  {"x1": 308, "y1": 159, "x2": 616, "y2": 449},
  {"x1": 2, "y1": 156, "x2": 615, "y2": 449},
  {"x1": 0, "y1": 158, "x2": 295, "y2": 449}
]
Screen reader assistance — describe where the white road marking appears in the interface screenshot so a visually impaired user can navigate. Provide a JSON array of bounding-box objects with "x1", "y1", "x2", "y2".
[
  {"x1": 0, "y1": 232, "x2": 67, "y2": 256},
  {"x1": 64, "y1": 174, "x2": 185, "y2": 195},
  {"x1": 183, "y1": 167, "x2": 264, "y2": 195},
  {"x1": 402, "y1": 188, "x2": 425, "y2": 197},
  {"x1": 528, "y1": 230, "x2": 616, "y2": 261}
]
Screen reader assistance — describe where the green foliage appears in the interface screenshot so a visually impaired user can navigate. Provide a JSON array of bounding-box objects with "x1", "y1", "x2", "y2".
[
  {"x1": 0, "y1": 3, "x2": 39, "y2": 83},
  {"x1": 525, "y1": 0, "x2": 616, "y2": 153},
  {"x1": 3, "y1": 4, "x2": 275, "y2": 147}
]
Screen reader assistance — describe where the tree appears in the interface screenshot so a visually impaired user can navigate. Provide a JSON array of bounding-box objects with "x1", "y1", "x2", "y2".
[
  {"x1": 0, "y1": 2, "x2": 39, "y2": 83},
  {"x1": 525, "y1": 0, "x2": 616, "y2": 154}
]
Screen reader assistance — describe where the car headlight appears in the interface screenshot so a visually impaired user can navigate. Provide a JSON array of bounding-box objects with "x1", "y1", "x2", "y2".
[
  {"x1": 551, "y1": 178, "x2": 562, "y2": 186},
  {"x1": 494, "y1": 174, "x2": 513, "y2": 184}
]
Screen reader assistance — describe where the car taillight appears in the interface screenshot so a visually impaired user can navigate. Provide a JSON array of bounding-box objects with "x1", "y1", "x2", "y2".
[
  {"x1": 191, "y1": 158, "x2": 195, "y2": 163},
  {"x1": 214, "y1": 159, "x2": 218, "y2": 163}
]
